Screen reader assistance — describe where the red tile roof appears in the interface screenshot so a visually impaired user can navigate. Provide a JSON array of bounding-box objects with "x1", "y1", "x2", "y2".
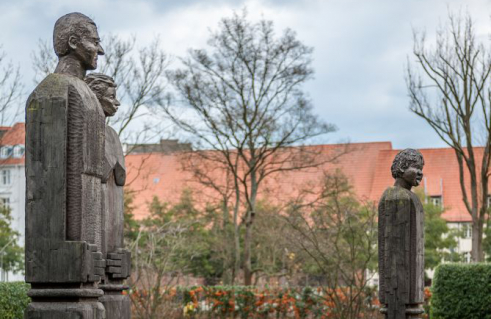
[
  {"x1": 3, "y1": 122, "x2": 477, "y2": 222},
  {"x1": 125, "y1": 142, "x2": 394, "y2": 219},
  {"x1": 0, "y1": 123, "x2": 25, "y2": 165},
  {"x1": 125, "y1": 142, "x2": 475, "y2": 223},
  {"x1": 370, "y1": 148, "x2": 473, "y2": 222},
  {"x1": 1, "y1": 123, "x2": 25, "y2": 145}
]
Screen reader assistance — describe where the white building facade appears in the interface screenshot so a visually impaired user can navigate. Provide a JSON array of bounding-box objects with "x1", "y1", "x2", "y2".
[{"x1": 0, "y1": 124, "x2": 26, "y2": 281}]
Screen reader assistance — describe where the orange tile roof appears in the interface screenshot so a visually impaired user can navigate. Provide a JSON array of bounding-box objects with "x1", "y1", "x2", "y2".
[
  {"x1": 125, "y1": 142, "x2": 476, "y2": 223},
  {"x1": 0, "y1": 123, "x2": 25, "y2": 165},
  {"x1": 1, "y1": 123, "x2": 25, "y2": 145},
  {"x1": 125, "y1": 142, "x2": 394, "y2": 219},
  {"x1": 2, "y1": 122, "x2": 477, "y2": 223},
  {"x1": 370, "y1": 148, "x2": 473, "y2": 222}
]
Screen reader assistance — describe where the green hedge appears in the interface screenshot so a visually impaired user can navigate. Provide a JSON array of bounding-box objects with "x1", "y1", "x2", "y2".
[
  {"x1": 431, "y1": 263, "x2": 491, "y2": 319},
  {"x1": 0, "y1": 282, "x2": 30, "y2": 319}
]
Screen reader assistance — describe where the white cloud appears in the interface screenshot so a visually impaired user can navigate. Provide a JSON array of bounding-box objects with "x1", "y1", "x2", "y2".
[{"x1": 2, "y1": 0, "x2": 491, "y2": 148}]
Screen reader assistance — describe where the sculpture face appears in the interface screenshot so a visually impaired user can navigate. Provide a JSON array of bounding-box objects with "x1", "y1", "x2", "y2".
[
  {"x1": 402, "y1": 162, "x2": 423, "y2": 187},
  {"x1": 71, "y1": 24, "x2": 104, "y2": 70},
  {"x1": 100, "y1": 85, "x2": 120, "y2": 117}
]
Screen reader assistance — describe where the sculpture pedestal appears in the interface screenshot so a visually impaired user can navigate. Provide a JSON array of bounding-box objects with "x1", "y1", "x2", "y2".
[
  {"x1": 99, "y1": 284, "x2": 130, "y2": 319},
  {"x1": 25, "y1": 287, "x2": 105, "y2": 319},
  {"x1": 380, "y1": 305, "x2": 424, "y2": 319}
]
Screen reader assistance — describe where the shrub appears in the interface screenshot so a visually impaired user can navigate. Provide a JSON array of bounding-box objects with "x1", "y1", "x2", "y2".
[
  {"x1": 431, "y1": 263, "x2": 491, "y2": 319},
  {"x1": 0, "y1": 282, "x2": 30, "y2": 319},
  {"x1": 130, "y1": 285, "x2": 380, "y2": 318}
]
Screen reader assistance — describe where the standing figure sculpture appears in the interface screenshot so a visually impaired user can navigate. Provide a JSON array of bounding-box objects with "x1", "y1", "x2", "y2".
[
  {"x1": 25, "y1": 13, "x2": 106, "y2": 318},
  {"x1": 85, "y1": 73, "x2": 131, "y2": 319},
  {"x1": 378, "y1": 149, "x2": 425, "y2": 319}
]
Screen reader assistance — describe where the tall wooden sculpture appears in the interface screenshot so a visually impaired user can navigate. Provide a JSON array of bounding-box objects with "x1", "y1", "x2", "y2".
[
  {"x1": 85, "y1": 73, "x2": 131, "y2": 319},
  {"x1": 25, "y1": 13, "x2": 107, "y2": 318},
  {"x1": 378, "y1": 149, "x2": 425, "y2": 319}
]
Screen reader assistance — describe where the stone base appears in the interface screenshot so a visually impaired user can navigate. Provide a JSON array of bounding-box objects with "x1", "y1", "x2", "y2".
[
  {"x1": 100, "y1": 293, "x2": 130, "y2": 319},
  {"x1": 25, "y1": 288, "x2": 105, "y2": 319},
  {"x1": 380, "y1": 305, "x2": 424, "y2": 319},
  {"x1": 25, "y1": 301, "x2": 105, "y2": 319}
]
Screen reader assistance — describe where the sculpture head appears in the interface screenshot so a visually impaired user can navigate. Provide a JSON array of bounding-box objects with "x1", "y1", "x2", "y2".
[
  {"x1": 53, "y1": 12, "x2": 105, "y2": 70},
  {"x1": 391, "y1": 148, "x2": 424, "y2": 189},
  {"x1": 85, "y1": 73, "x2": 120, "y2": 117}
]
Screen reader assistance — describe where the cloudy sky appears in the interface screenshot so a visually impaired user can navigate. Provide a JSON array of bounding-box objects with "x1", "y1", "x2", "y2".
[{"x1": 1, "y1": 0, "x2": 491, "y2": 149}]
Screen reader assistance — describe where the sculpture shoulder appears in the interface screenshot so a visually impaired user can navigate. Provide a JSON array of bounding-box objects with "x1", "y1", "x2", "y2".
[
  {"x1": 105, "y1": 126, "x2": 125, "y2": 166},
  {"x1": 380, "y1": 186, "x2": 413, "y2": 202},
  {"x1": 28, "y1": 74, "x2": 81, "y2": 101},
  {"x1": 103, "y1": 125, "x2": 126, "y2": 186}
]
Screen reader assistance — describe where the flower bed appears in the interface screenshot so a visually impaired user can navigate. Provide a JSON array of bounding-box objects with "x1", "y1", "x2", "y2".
[{"x1": 129, "y1": 285, "x2": 380, "y2": 318}]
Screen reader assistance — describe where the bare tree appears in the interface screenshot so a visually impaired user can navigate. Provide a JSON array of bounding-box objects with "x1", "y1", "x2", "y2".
[
  {"x1": 163, "y1": 11, "x2": 336, "y2": 285},
  {"x1": 0, "y1": 46, "x2": 23, "y2": 126},
  {"x1": 31, "y1": 35, "x2": 169, "y2": 146},
  {"x1": 406, "y1": 12, "x2": 491, "y2": 261}
]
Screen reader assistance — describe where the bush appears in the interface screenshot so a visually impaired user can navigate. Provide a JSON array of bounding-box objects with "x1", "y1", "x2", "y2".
[
  {"x1": 130, "y1": 285, "x2": 380, "y2": 318},
  {"x1": 0, "y1": 282, "x2": 30, "y2": 319},
  {"x1": 431, "y1": 263, "x2": 491, "y2": 319}
]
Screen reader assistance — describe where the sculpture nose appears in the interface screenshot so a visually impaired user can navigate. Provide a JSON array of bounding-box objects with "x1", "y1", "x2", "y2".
[{"x1": 98, "y1": 44, "x2": 105, "y2": 56}]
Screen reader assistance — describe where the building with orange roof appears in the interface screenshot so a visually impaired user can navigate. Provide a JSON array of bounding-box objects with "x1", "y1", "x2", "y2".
[
  {"x1": 0, "y1": 122, "x2": 480, "y2": 281},
  {"x1": 125, "y1": 140, "x2": 476, "y2": 263},
  {"x1": 0, "y1": 123, "x2": 26, "y2": 281}
]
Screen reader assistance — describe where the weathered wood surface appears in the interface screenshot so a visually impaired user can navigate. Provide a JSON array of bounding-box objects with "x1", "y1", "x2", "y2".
[
  {"x1": 100, "y1": 125, "x2": 131, "y2": 319},
  {"x1": 26, "y1": 73, "x2": 106, "y2": 284},
  {"x1": 378, "y1": 186, "x2": 424, "y2": 319}
]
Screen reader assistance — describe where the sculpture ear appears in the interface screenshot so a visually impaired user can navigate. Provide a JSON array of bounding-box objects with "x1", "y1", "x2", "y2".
[{"x1": 68, "y1": 35, "x2": 78, "y2": 51}]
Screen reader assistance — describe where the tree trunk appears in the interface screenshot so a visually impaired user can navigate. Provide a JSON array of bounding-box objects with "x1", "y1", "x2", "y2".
[
  {"x1": 243, "y1": 216, "x2": 253, "y2": 285},
  {"x1": 471, "y1": 218, "x2": 484, "y2": 262},
  {"x1": 243, "y1": 169, "x2": 258, "y2": 286},
  {"x1": 222, "y1": 197, "x2": 229, "y2": 229},
  {"x1": 233, "y1": 182, "x2": 241, "y2": 285}
]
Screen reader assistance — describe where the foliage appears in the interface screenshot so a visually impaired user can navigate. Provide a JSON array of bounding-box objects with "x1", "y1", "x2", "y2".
[
  {"x1": 123, "y1": 191, "x2": 140, "y2": 243},
  {"x1": 285, "y1": 171, "x2": 378, "y2": 319},
  {"x1": 415, "y1": 192, "x2": 459, "y2": 272},
  {"x1": 127, "y1": 189, "x2": 237, "y2": 318},
  {"x1": 249, "y1": 200, "x2": 291, "y2": 284},
  {"x1": 431, "y1": 263, "x2": 491, "y2": 319},
  {"x1": 482, "y1": 225, "x2": 491, "y2": 262},
  {"x1": 160, "y1": 190, "x2": 227, "y2": 281},
  {"x1": 0, "y1": 282, "x2": 30, "y2": 319},
  {"x1": 127, "y1": 192, "x2": 190, "y2": 319},
  {"x1": 129, "y1": 285, "x2": 379, "y2": 319},
  {"x1": 423, "y1": 287, "x2": 432, "y2": 319},
  {"x1": 0, "y1": 207, "x2": 23, "y2": 274}
]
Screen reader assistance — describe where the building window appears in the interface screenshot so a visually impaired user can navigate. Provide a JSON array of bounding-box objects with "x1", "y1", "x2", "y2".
[
  {"x1": 462, "y1": 223, "x2": 472, "y2": 239},
  {"x1": 1, "y1": 170, "x2": 10, "y2": 185},
  {"x1": 0, "y1": 198, "x2": 10, "y2": 209},
  {"x1": 0, "y1": 146, "x2": 11, "y2": 159},
  {"x1": 430, "y1": 195, "x2": 442, "y2": 208},
  {"x1": 12, "y1": 145, "x2": 24, "y2": 158},
  {"x1": 463, "y1": 252, "x2": 471, "y2": 263}
]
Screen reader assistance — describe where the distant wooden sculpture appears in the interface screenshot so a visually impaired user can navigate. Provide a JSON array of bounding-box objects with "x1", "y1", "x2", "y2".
[
  {"x1": 25, "y1": 12, "x2": 106, "y2": 318},
  {"x1": 85, "y1": 73, "x2": 131, "y2": 319},
  {"x1": 378, "y1": 149, "x2": 425, "y2": 319}
]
